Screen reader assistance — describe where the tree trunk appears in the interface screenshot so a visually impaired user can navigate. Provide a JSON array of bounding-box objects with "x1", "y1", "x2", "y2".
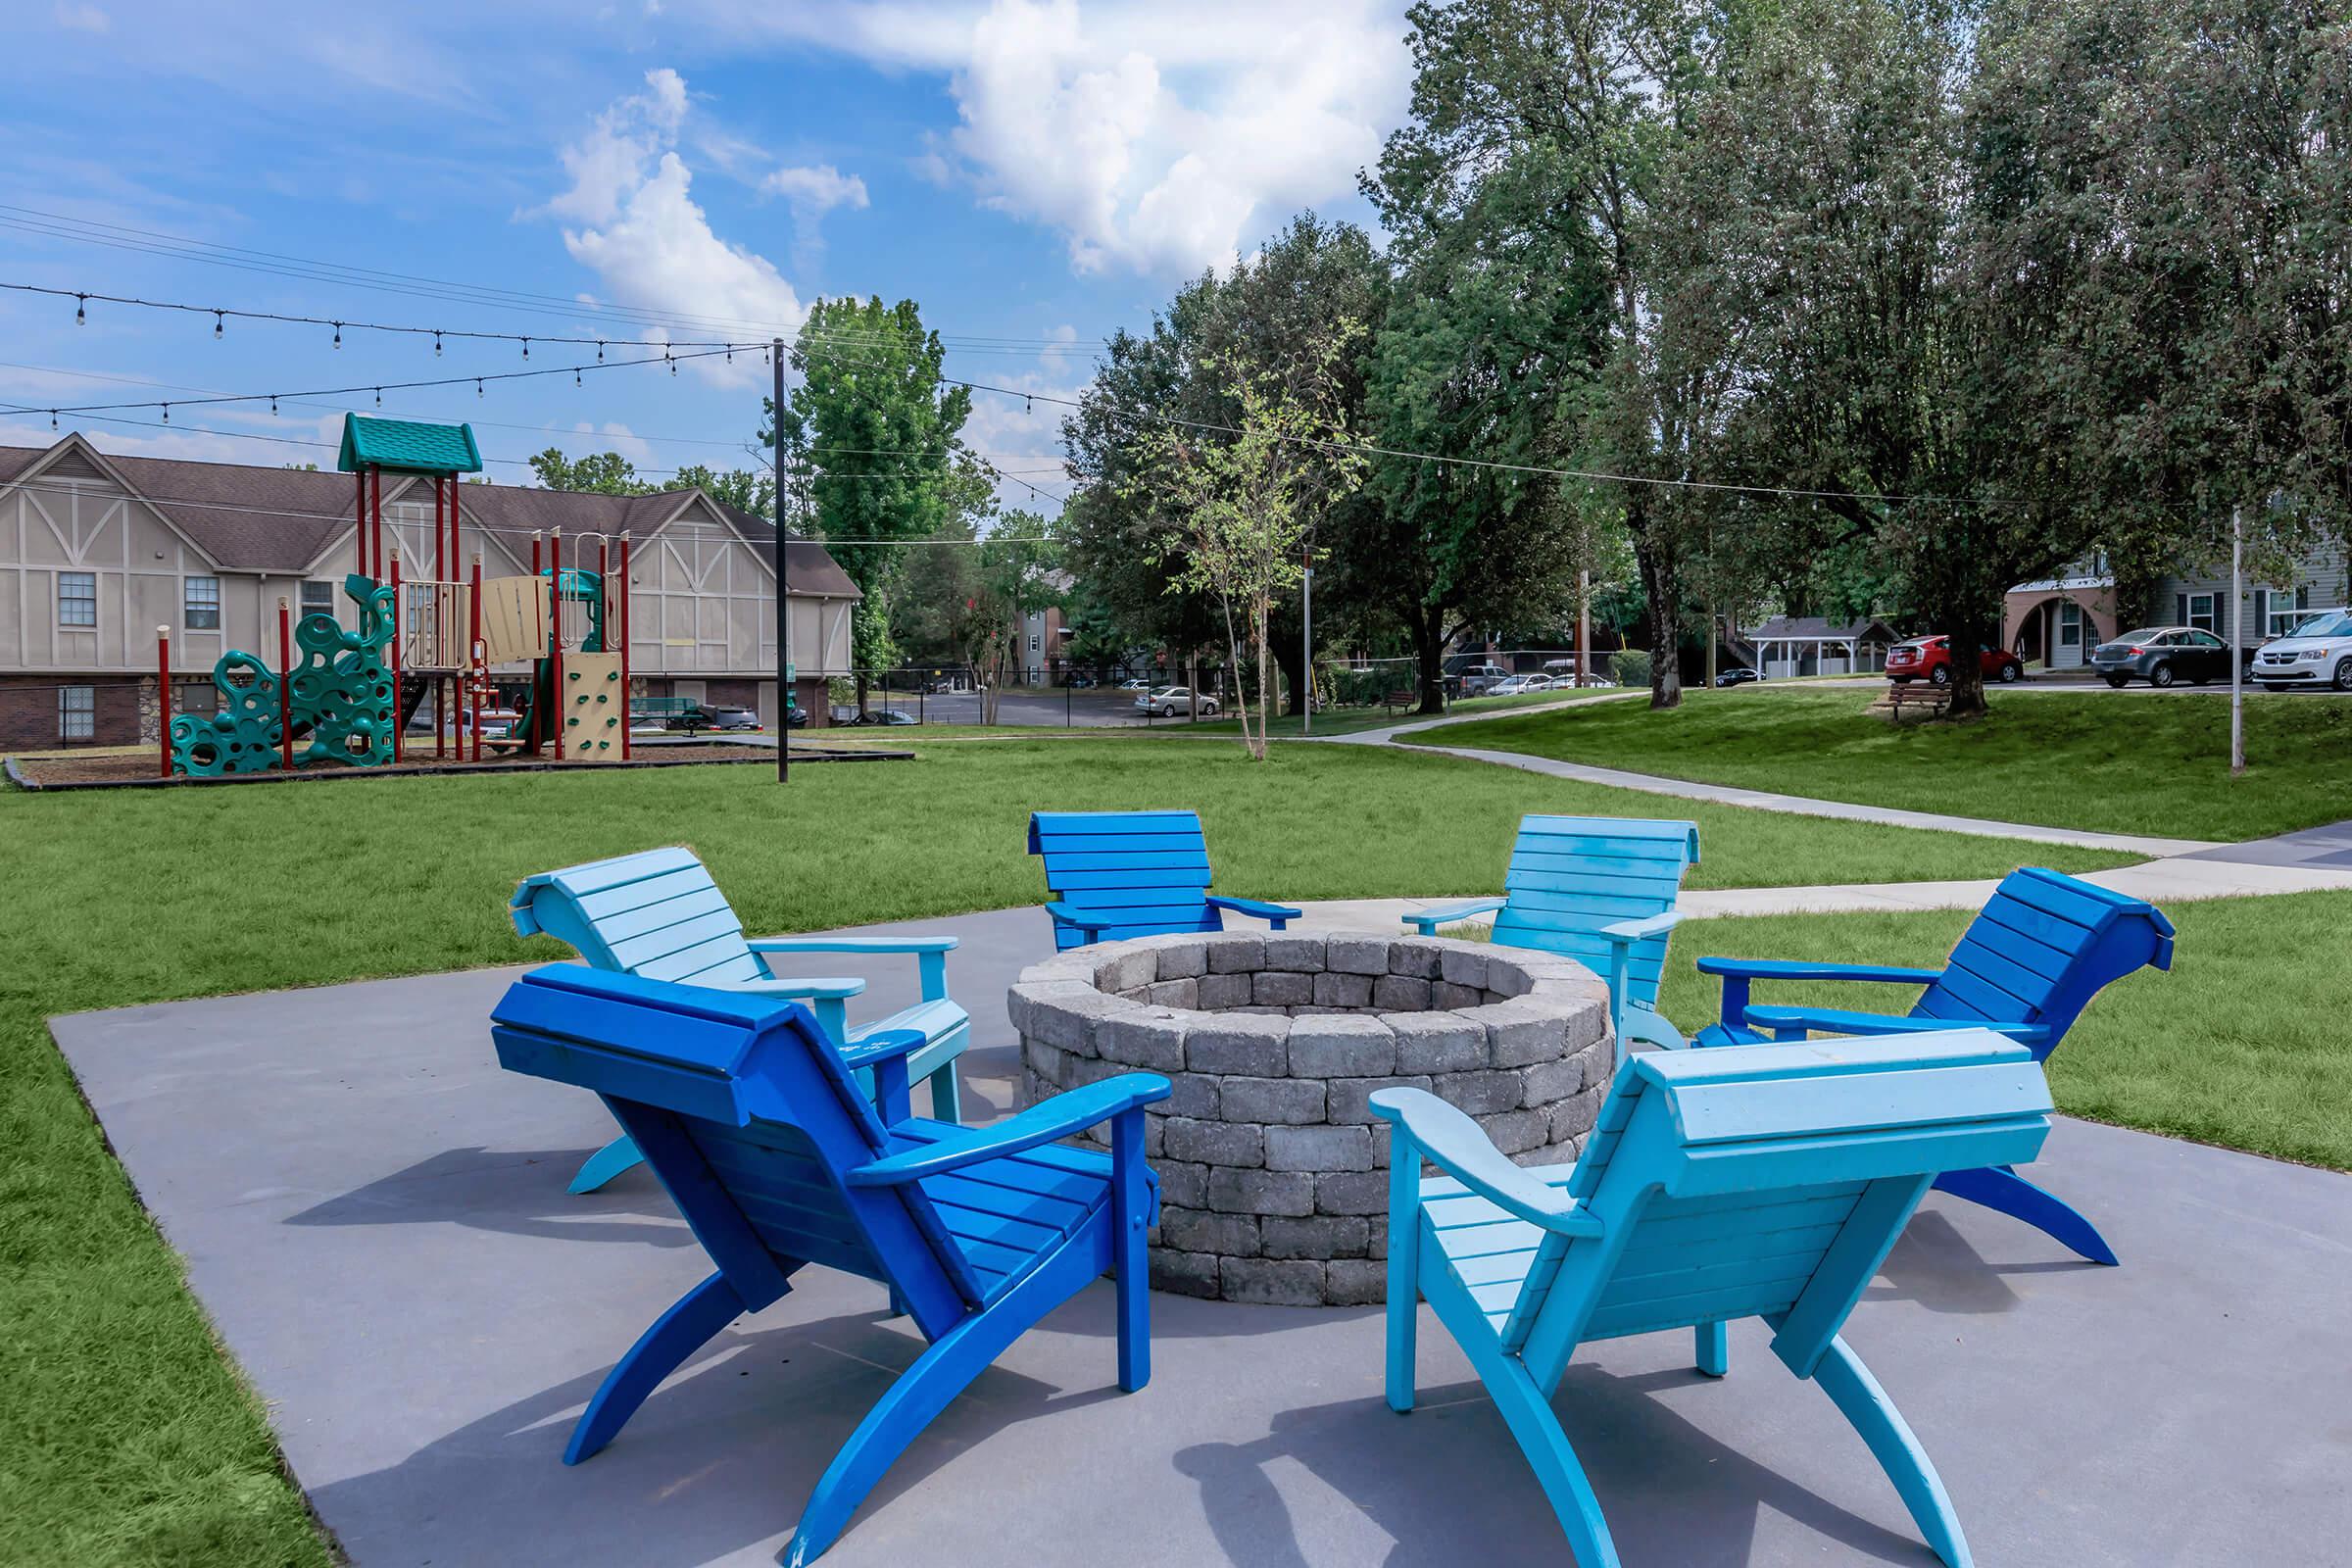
[
  {"x1": 1943, "y1": 606, "x2": 1993, "y2": 720},
  {"x1": 1629, "y1": 494, "x2": 1683, "y2": 710},
  {"x1": 1409, "y1": 605, "x2": 1447, "y2": 714},
  {"x1": 1255, "y1": 597, "x2": 1274, "y2": 754},
  {"x1": 1271, "y1": 632, "x2": 1306, "y2": 719}
]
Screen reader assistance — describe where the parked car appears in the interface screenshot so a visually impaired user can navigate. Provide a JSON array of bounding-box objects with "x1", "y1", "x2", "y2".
[
  {"x1": 701, "y1": 706, "x2": 763, "y2": 731},
  {"x1": 1064, "y1": 673, "x2": 1099, "y2": 689},
  {"x1": 854, "y1": 708, "x2": 920, "y2": 726},
  {"x1": 1714, "y1": 665, "x2": 1761, "y2": 687},
  {"x1": 2088, "y1": 626, "x2": 2244, "y2": 688},
  {"x1": 784, "y1": 704, "x2": 810, "y2": 729},
  {"x1": 1116, "y1": 676, "x2": 1152, "y2": 691},
  {"x1": 1135, "y1": 686, "x2": 1220, "y2": 717},
  {"x1": 1886, "y1": 634, "x2": 2025, "y2": 686},
  {"x1": 1454, "y1": 662, "x2": 1512, "y2": 696},
  {"x1": 2251, "y1": 610, "x2": 2352, "y2": 692},
  {"x1": 1486, "y1": 674, "x2": 1551, "y2": 697}
]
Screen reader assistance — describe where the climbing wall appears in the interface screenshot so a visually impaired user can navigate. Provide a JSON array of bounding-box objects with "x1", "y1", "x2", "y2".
[
  {"x1": 290, "y1": 574, "x2": 399, "y2": 767},
  {"x1": 169, "y1": 651, "x2": 283, "y2": 776},
  {"x1": 556, "y1": 652, "x2": 625, "y2": 761}
]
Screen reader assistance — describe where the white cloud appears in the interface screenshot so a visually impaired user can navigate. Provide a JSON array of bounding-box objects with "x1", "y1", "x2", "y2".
[
  {"x1": 761, "y1": 164, "x2": 870, "y2": 217},
  {"x1": 538, "y1": 69, "x2": 806, "y2": 387},
  {"x1": 672, "y1": 0, "x2": 1414, "y2": 277},
  {"x1": 53, "y1": 3, "x2": 110, "y2": 31}
]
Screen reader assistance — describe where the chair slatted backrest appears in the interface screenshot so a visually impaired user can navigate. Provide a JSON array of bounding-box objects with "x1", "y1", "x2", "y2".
[
  {"x1": 1909, "y1": 867, "x2": 2176, "y2": 1054},
  {"x1": 510, "y1": 847, "x2": 767, "y2": 987},
  {"x1": 1510, "y1": 1033, "x2": 2052, "y2": 1389},
  {"x1": 1491, "y1": 816, "x2": 1700, "y2": 1012},
  {"x1": 1028, "y1": 809, "x2": 1220, "y2": 950},
  {"x1": 490, "y1": 965, "x2": 984, "y2": 1338}
]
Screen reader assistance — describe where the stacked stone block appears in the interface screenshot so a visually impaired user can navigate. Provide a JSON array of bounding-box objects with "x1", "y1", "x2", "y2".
[{"x1": 1007, "y1": 929, "x2": 1614, "y2": 1307}]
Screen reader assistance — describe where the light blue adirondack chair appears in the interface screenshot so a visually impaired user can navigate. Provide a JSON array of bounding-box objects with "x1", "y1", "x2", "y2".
[
  {"x1": 1028, "y1": 808, "x2": 1301, "y2": 950},
  {"x1": 1371, "y1": 1031, "x2": 2054, "y2": 1568},
  {"x1": 491, "y1": 964, "x2": 1169, "y2": 1566},
  {"x1": 1689, "y1": 865, "x2": 2175, "y2": 1264},
  {"x1": 1405, "y1": 815, "x2": 1699, "y2": 1058},
  {"x1": 511, "y1": 847, "x2": 971, "y2": 1195}
]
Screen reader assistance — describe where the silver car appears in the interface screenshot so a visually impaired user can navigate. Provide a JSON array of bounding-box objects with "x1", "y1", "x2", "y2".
[
  {"x1": 2251, "y1": 610, "x2": 2352, "y2": 691},
  {"x1": 1135, "y1": 686, "x2": 1220, "y2": 717}
]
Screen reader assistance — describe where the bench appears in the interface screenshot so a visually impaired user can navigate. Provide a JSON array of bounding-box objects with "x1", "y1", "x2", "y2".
[
  {"x1": 1882, "y1": 681, "x2": 1949, "y2": 717},
  {"x1": 1382, "y1": 688, "x2": 1421, "y2": 714}
]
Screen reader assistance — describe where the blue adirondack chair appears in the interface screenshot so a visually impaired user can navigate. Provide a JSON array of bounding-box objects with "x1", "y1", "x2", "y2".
[
  {"x1": 1371, "y1": 1031, "x2": 2055, "y2": 1568},
  {"x1": 1405, "y1": 815, "x2": 1700, "y2": 1058},
  {"x1": 1689, "y1": 865, "x2": 2174, "y2": 1265},
  {"x1": 1027, "y1": 808, "x2": 1301, "y2": 950},
  {"x1": 512, "y1": 847, "x2": 972, "y2": 1195},
  {"x1": 490, "y1": 964, "x2": 1170, "y2": 1566}
]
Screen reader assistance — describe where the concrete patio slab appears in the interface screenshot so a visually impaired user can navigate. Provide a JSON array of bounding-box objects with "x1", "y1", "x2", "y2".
[{"x1": 52, "y1": 915, "x2": 2352, "y2": 1567}]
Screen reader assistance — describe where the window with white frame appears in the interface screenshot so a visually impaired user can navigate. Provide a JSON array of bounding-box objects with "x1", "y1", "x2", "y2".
[
  {"x1": 2058, "y1": 601, "x2": 2082, "y2": 648},
  {"x1": 58, "y1": 571, "x2": 97, "y2": 628},
  {"x1": 301, "y1": 580, "x2": 337, "y2": 620},
  {"x1": 2177, "y1": 592, "x2": 2216, "y2": 633},
  {"x1": 58, "y1": 685, "x2": 94, "y2": 741},
  {"x1": 184, "y1": 575, "x2": 220, "y2": 629},
  {"x1": 2270, "y1": 584, "x2": 2314, "y2": 637}
]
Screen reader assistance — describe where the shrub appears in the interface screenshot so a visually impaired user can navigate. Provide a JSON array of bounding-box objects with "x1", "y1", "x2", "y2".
[{"x1": 1612, "y1": 650, "x2": 1651, "y2": 689}]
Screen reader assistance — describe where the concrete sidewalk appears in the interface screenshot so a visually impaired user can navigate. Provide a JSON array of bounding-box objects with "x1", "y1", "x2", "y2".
[{"x1": 51, "y1": 911, "x2": 2352, "y2": 1567}]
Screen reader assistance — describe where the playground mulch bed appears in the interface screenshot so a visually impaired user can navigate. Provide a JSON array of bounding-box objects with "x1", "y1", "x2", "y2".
[{"x1": 6, "y1": 743, "x2": 905, "y2": 791}]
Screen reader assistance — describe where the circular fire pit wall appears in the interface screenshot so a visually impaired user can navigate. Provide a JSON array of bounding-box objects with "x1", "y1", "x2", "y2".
[{"x1": 1007, "y1": 930, "x2": 1615, "y2": 1307}]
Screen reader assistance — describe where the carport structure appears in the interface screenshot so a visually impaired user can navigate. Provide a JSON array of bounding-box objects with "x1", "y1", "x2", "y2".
[{"x1": 1736, "y1": 615, "x2": 1898, "y2": 678}]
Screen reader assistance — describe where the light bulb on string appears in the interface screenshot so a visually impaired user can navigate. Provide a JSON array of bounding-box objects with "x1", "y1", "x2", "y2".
[
  {"x1": 161, "y1": 403, "x2": 170, "y2": 423},
  {"x1": 596, "y1": 341, "x2": 605, "y2": 362},
  {"x1": 667, "y1": 352, "x2": 676, "y2": 376},
  {"x1": 574, "y1": 368, "x2": 582, "y2": 388},
  {"x1": 74, "y1": 294, "x2": 85, "y2": 325},
  {"x1": 476, "y1": 378, "x2": 484, "y2": 398},
  {"x1": 49, "y1": 410, "x2": 57, "y2": 430},
  {"x1": 332, "y1": 321, "x2": 342, "y2": 349},
  {"x1": 433, "y1": 330, "x2": 442, "y2": 357},
  {"x1": 374, "y1": 388, "x2": 382, "y2": 408},
  {"x1": 214, "y1": 311, "x2": 224, "y2": 339},
  {"x1": 521, "y1": 338, "x2": 530, "y2": 361}
]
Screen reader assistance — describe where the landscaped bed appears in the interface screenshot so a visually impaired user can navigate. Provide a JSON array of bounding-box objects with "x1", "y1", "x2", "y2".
[{"x1": 1413, "y1": 686, "x2": 2352, "y2": 840}]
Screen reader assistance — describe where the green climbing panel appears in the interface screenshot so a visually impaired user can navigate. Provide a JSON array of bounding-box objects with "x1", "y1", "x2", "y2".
[
  {"x1": 169, "y1": 651, "x2": 283, "y2": 776},
  {"x1": 288, "y1": 574, "x2": 400, "y2": 767}
]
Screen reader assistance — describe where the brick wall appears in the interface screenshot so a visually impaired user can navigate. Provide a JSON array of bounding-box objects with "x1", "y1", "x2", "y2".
[{"x1": 0, "y1": 675, "x2": 151, "y2": 749}]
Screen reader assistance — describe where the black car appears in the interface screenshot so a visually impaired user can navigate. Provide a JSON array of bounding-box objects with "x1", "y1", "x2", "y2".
[
  {"x1": 784, "y1": 704, "x2": 810, "y2": 729},
  {"x1": 2089, "y1": 626, "x2": 2243, "y2": 688},
  {"x1": 699, "y1": 706, "x2": 763, "y2": 731},
  {"x1": 1714, "y1": 665, "x2": 1761, "y2": 687},
  {"x1": 854, "y1": 708, "x2": 920, "y2": 726}
]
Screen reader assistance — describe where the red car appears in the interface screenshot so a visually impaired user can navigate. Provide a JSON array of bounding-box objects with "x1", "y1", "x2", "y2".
[{"x1": 1886, "y1": 635, "x2": 2025, "y2": 686}]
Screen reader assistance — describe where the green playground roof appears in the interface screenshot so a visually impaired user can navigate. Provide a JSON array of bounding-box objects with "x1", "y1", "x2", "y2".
[{"x1": 337, "y1": 414, "x2": 483, "y2": 475}]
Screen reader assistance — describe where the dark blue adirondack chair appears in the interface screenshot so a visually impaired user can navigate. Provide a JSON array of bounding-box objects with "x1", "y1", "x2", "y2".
[
  {"x1": 512, "y1": 847, "x2": 971, "y2": 1195},
  {"x1": 1690, "y1": 866, "x2": 2175, "y2": 1265},
  {"x1": 1406, "y1": 814, "x2": 1699, "y2": 1060},
  {"x1": 1027, "y1": 808, "x2": 1301, "y2": 950},
  {"x1": 490, "y1": 964, "x2": 1170, "y2": 1566},
  {"x1": 1372, "y1": 1030, "x2": 2055, "y2": 1568}
]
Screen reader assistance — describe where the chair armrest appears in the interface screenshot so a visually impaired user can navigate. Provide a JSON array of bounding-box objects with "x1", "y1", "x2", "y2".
[
  {"x1": 733, "y1": 975, "x2": 866, "y2": 1002},
  {"x1": 1694, "y1": 957, "x2": 1944, "y2": 984},
  {"x1": 1206, "y1": 894, "x2": 1304, "y2": 926},
  {"x1": 1745, "y1": 1005, "x2": 2051, "y2": 1047},
  {"x1": 837, "y1": 1029, "x2": 932, "y2": 1070},
  {"x1": 1600, "y1": 909, "x2": 1682, "y2": 944},
  {"x1": 749, "y1": 935, "x2": 958, "y2": 956},
  {"x1": 1366, "y1": 1088, "x2": 1602, "y2": 1237},
  {"x1": 847, "y1": 1075, "x2": 1174, "y2": 1185},
  {"x1": 1043, "y1": 901, "x2": 1108, "y2": 936},
  {"x1": 1403, "y1": 897, "x2": 1506, "y2": 935}
]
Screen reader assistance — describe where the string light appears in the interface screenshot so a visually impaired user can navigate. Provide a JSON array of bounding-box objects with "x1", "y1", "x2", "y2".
[
  {"x1": 433, "y1": 330, "x2": 442, "y2": 357},
  {"x1": 331, "y1": 321, "x2": 342, "y2": 349},
  {"x1": 213, "y1": 310, "x2": 223, "y2": 338},
  {"x1": 520, "y1": 337, "x2": 529, "y2": 361},
  {"x1": 270, "y1": 395, "x2": 277, "y2": 415},
  {"x1": 74, "y1": 293, "x2": 85, "y2": 325},
  {"x1": 573, "y1": 368, "x2": 581, "y2": 388},
  {"x1": 373, "y1": 387, "x2": 381, "y2": 407},
  {"x1": 475, "y1": 378, "x2": 483, "y2": 398},
  {"x1": 596, "y1": 341, "x2": 605, "y2": 361},
  {"x1": 49, "y1": 410, "x2": 57, "y2": 429},
  {"x1": 160, "y1": 402, "x2": 169, "y2": 422}
]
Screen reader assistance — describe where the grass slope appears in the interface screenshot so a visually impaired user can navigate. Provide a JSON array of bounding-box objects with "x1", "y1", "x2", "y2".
[
  {"x1": 0, "y1": 738, "x2": 2129, "y2": 1561},
  {"x1": 1655, "y1": 892, "x2": 2352, "y2": 1170},
  {"x1": 1416, "y1": 687, "x2": 2352, "y2": 840}
]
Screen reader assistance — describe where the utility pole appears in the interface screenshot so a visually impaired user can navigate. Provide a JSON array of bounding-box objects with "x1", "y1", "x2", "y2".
[
  {"x1": 773, "y1": 337, "x2": 789, "y2": 784},
  {"x1": 1577, "y1": 569, "x2": 1592, "y2": 690},
  {"x1": 2230, "y1": 504, "x2": 2245, "y2": 775},
  {"x1": 1300, "y1": 554, "x2": 1314, "y2": 736}
]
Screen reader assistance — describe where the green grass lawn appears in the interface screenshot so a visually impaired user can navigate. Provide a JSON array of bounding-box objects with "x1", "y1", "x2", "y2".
[
  {"x1": 1178, "y1": 686, "x2": 1624, "y2": 738},
  {"x1": 1414, "y1": 687, "x2": 2352, "y2": 840},
  {"x1": 1654, "y1": 891, "x2": 2352, "y2": 1171},
  {"x1": 0, "y1": 737, "x2": 2134, "y2": 1562}
]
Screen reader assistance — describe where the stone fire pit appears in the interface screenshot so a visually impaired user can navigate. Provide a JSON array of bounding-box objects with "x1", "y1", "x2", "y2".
[{"x1": 1007, "y1": 929, "x2": 1615, "y2": 1306}]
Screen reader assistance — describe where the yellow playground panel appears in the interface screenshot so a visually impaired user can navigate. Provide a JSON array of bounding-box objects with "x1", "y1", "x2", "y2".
[
  {"x1": 478, "y1": 575, "x2": 554, "y2": 665},
  {"x1": 558, "y1": 652, "x2": 626, "y2": 761}
]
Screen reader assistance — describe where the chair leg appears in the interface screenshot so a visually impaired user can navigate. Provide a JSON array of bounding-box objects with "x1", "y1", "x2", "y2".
[
  {"x1": 567, "y1": 1134, "x2": 645, "y2": 1195},
  {"x1": 1693, "y1": 1320, "x2": 1729, "y2": 1377},
  {"x1": 1111, "y1": 1106, "x2": 1152, "y2": 1393},
  {"x1": 1933, "y1": 1165, "x2": 2117, "y2": 1265},
  {"x1": 925, "y1": 1060, "x2": 963, "y2": 1125},
  {"x1": 566, "y1": 1270, "x2": 749, "y2": 1464},
  {"x1": 785, "y1": 1266, "x2": 1057, "y2": 1566},
  {"x1": 1461, "y1": 1336, "x2": 1621, "y2": 1568},
  {"x1": 1808, "y1": 1335, "x2": 1973, "y2": 1568}
]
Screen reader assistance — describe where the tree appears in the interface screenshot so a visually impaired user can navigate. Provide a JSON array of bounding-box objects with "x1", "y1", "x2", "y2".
[
  {"x1": 671, "y1": 463, "x2": 776, "y2": 520},
  {"x1": 772, "y1": 296, "x2": 978, "y2": 709},
  {"x1": 1123, "y1": 329, "x2": 1367, "y2": 758},
  {"x1": 528, "y1": 447, "x2": 659, "y2": 495}
]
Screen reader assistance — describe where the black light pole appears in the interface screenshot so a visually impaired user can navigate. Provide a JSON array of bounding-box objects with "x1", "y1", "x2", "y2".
[{"x1": 773, "y1": 337, "x2": 789, "y2": 784}]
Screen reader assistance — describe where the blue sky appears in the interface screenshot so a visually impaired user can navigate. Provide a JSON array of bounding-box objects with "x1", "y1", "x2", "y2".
[{"x1": 0, "y1": 0, "x2": 1413, "y2": 512}]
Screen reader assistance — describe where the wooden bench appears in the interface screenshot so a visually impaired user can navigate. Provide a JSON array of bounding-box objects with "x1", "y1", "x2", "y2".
[
  {"x1": 1382, "y1": 688, "x2": 1420, "y2": 714},
  {"x1": 1882, "y1": 681, "x2": 1949, "y2": 717}
]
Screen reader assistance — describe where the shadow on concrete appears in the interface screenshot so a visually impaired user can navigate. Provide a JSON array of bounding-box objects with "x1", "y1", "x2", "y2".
[
  {"x1": 283, "y1": 1146, "x2": 696, "y2": 1250},
  {"x1": 1176, "y1": 1368, "x2": 1940, "y2": 1567}
]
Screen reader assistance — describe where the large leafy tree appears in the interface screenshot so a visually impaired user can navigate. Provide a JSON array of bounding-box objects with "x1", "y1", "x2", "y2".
[{"x1": 772, "y1": 296, "x2": 978, "y2": 696}]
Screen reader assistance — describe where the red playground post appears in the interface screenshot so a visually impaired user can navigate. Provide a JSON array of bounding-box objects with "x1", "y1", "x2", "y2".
[
  {"x1": 550, "y1": 528, "x2": 564, "y2": 760},
  {"x1": 617, "y1": 532, "x2": 632, "y2": 760},
  {"x1": 277, "y1": 597, "x2": 295, "y2": 771},
  {"x1": 390, "y1": 554, "x2": 404, "y2": 765},
  {"x1": 156, "y1": 625, "x2": 172, "y2": 778},
  {"x1": 469, "y1": 554, "x2": 484, "y2": 764}
]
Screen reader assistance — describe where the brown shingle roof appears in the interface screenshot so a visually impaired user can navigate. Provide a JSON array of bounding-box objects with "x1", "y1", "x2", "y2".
[{"x1": 0, "y1": 436, "x2": 858, "y2": 598}]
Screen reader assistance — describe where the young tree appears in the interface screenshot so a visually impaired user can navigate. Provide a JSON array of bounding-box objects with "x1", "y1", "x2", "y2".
[
  {"x1": 528, "y1": 448, "x2": 658, "y2": 495},
  {"x1": 1124, "y1": 330, "x2": 1367, "y2": 758}
]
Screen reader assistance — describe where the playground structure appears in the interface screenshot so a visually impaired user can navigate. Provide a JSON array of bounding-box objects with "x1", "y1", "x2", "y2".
[{"x1": 162, "y1": 415, "x2": 632, "y2": 777}]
